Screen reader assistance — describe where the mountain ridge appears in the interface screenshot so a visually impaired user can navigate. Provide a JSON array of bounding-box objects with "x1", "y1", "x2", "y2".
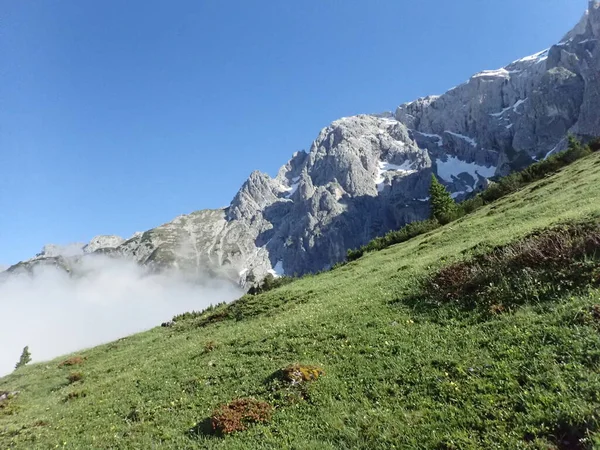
[{"x1": 6, "y1": 2, "x2": 600, "y2": 287}]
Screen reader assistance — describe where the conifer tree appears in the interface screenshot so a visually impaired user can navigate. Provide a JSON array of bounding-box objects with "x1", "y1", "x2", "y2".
[
  {"x1": 564, "y1": 135, "x2": 591, "y2": 162},
  {"x1": 429, "y1": 174, "x2": 458, "y2": 223},
  {"x1": 15, "y1": 346, "x2": 32, "y2": 370}
]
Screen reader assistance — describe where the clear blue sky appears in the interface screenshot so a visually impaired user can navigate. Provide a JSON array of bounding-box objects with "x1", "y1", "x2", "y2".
[{"x1": 0, "y1": 0, "x2": 586, "y2": 265}]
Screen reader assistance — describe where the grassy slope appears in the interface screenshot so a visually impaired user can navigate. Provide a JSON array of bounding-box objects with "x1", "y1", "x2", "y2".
[{"x1": 2, "y1": 153, "x2": 600, "y2": 449}]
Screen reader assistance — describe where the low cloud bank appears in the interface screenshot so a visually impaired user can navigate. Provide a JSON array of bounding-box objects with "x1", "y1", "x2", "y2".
[{"x1": 0, "y1": 256, "x2": 242, "y2": 376}]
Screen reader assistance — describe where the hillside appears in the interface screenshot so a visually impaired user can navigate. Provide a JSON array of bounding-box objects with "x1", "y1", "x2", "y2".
[
  {"x1": 7, "y1": 2, "x2": 600, "y2": 286},
  {"x1": 2, "y1": 152, "x2": 600, "y2": 448}
]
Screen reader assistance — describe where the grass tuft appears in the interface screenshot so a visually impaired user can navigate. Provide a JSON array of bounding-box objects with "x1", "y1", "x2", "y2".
[
  {"x1": 63, "y1": 391, "x2": 87, "y2": 402},
  {"x1": 66, "y1": 372, "x2": 84, "y2": 384}
]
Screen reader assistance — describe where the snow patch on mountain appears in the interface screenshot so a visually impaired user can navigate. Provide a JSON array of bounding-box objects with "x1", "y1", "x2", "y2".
[
  {"x1": 444, "y1": 131, "x2": 477, "y2": 147},
  {"x1": 376, "y1": 160, "x2": 418, "y2": 191},
  {"x1": 512, "y1": 49, "x2": 549, "y2": 65},
  {"x1": 283, "y1": 176, "x2": 301, "y2": 198},
  {"x1": 472, "y1": 68, "x2": 520, "y2": 79},
  {"x1": 436, "y1": 156, "x2": 496, "y2": 188},
  {"x1": 489, "y1": 98, "x2": 528, "y2": 118}
]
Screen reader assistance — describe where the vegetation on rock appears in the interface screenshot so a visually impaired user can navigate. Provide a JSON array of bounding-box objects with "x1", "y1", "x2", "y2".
[{"x1": 279, "y1": 364, "x2": 324, "y2": 385}]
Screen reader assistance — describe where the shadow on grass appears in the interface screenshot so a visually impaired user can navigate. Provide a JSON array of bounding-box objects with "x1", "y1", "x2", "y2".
[{"x1": 187, "y1": 418, "x2": 219, "y2": 439}]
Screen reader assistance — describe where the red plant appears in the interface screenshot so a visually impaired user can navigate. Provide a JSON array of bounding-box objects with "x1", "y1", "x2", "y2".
[
  {"x1": 58, "y1": 356, "x2": 85, "y2": 368},
  {"x1": 210, "y1": 398, "x2": 272, "y2": 434}
]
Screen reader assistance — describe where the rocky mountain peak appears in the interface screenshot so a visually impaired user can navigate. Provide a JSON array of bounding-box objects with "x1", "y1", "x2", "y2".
[
  {"x1": 36, "y1": 243, "x2": 86, "y2": 259},
  {"x1": 7, "y1": 4, "x2": 600, "y2": 288},
  {"x1": 84, "y1": 235, "x2": 125, "y2": 254}
]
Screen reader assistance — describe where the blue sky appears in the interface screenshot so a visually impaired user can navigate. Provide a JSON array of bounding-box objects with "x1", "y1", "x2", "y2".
[{"x1": 0, "y1": 0, "x2": 586, "y2": 265}]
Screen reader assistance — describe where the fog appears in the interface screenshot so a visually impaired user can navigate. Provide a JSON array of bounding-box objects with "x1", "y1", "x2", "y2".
[{"x1": 0, "y1": 256, "x2": 242, "y2": 376}]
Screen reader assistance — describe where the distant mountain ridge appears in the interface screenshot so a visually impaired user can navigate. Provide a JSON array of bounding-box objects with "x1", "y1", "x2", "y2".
[{"x1": 7, "y1": 1, "x2": 600, "y2": 287}]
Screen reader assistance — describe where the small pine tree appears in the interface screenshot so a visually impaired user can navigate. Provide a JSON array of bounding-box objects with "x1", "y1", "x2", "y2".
[
  {"x1": 564, "y1": 134, "x2": 591, "y2": 163},
  {"x1": 567, "y1": 134, "x2": 583, "y2": 152},
  {"x1": 429, "y1": 174, "x2": 458, "y2": 224},
  {"x1": 15, "y1": 346, "x2": 32, "y2": 370}
]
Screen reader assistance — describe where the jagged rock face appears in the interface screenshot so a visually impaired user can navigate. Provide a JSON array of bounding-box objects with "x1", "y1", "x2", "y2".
[
  {"x1": 8, "y1": 2, "x2": 600, "y2": 287},
  {"x1": 37, "y1": 243, "x2": 87, "y2": 258},
  {"x1": 6, "y1": 235, "x2": 127, "y2": 277},
  {"x1": 397, "y1": 1, "x2": 600, "y2": 176},
  {"x1": 32, "y1": 236, "x2": 125, "y2": 260},
  {"x1": 84, "y1": 236, "x2": 124, "y2": 254}
]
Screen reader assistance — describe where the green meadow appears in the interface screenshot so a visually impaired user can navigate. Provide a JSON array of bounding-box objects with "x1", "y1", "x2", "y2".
[{"x1": 3, "y1": 152, "x2": 600, "y2": 449}]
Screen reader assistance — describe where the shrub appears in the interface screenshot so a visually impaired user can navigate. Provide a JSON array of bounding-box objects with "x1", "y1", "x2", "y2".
[
  {"x1": 248, "y1": 274, "x2": 295, "y2": 295},
  {"x1": 279, "y1": 364, "x2": 324, "y2": 385},
  {"x1": 171, "y1": 302, "x2": 228, "y2": 323},
  {"x1": 347, "y1": 219, "x2": 440, "y2": 262},
  {"x1": 58, "y1": 356, "x2": 85, "y2": 368},
  {"x1": 264, "y1": 364, "x2": 325, "y2": 406},
  {"x1": 459, "y1": 195, "x2": 484, "y2": 215},
  {"x1": 588, "y1": 137, "x2": 600, "y2": 153},
  {"x1": 32, "y1": 420, "x2": 49, "y2": 428},
  {"x1": 421, "y1": 221, "x2": 600, "y2": 311},
  {"x1": 0, "y1": 392, "x2": 18, "y2": 416},
  {"x1": 67, "y1": 372, "x2": 84, "y2": 384},
  {"x1": 63, "y1": 391, "x2": 87, "y2": 402},
  {"x1": 210, "y1": 398, "x2": 273, "y2": 435},
  {"x1": 204, "y1": 341, "x2": 218, "y2": 353}
]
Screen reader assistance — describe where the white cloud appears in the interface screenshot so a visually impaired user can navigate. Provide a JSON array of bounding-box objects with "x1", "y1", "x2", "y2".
[{"x1": 0, "y1": 256, "x2": 241, "y2": 376}]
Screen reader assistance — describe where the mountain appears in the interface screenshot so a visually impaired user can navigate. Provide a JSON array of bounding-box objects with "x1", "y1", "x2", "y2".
[
  {"x1": 5, "y1": 235, "x2": 126, "y2": 277},
  {"x1": 7, "y1": 1, "x2": 600, "y2": 287}
]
